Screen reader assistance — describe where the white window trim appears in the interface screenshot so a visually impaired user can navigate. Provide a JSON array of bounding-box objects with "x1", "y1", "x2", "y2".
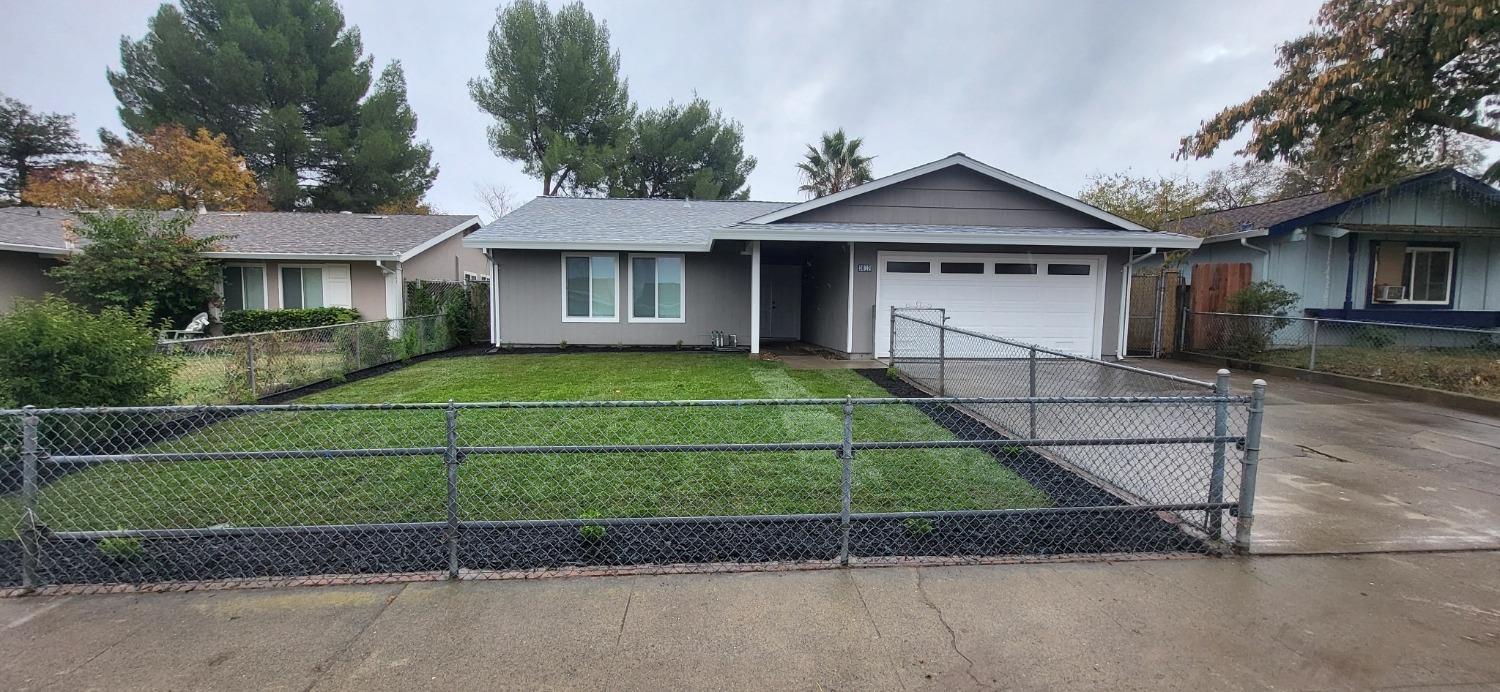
[
  {"x1": 627, "y1": 253, "x2": 687, "y2": 324},
  {"x1": 279, "y1": 263, "x2": 329, "y2": 309},
  {"x1": 561, "y1": 253, "x2": 620, "y2": 323},
  {"x1": 1396, "y1": 246, "x2": 1455, "y2": 305},
  {"x1": 219, "y1": 263, "x2": 269, "y2": 311}
]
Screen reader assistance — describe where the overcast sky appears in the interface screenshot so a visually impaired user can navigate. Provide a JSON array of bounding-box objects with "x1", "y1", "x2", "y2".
[{"x1": 2, "y1": 0, "x2": 1325, "y2": 219}]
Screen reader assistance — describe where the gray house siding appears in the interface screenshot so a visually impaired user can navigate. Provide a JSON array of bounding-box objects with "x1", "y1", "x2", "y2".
[
  {"x1": 848, "y1": 243, "x2": 1128, "y2": 359},
  {"x1": 492, "y1": 245, "x2": 753, "y2": 347},
  {"x1": 779, "y1": 167, "x2": 1109, "y2": 228},
  {"x1": 402, "y1": 232, "x2": 490, "y2": 282},
  {"x1": 0, "y1": 250, "x2": 62, "y2": 312}
]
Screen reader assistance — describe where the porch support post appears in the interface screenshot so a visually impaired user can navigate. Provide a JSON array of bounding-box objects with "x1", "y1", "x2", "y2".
[
  {"x1": 1342, "y1": 233, "x2": 1357, "y2": 311},
  {"x1": 749, "y1": 240, "x2": 762, "y2": 354}
]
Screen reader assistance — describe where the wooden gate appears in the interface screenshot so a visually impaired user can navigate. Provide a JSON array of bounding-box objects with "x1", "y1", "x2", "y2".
[
  {"x1": 1126, "y1": 270, "x2": 1182, "y2": 356},
  {"x1": 1185, "y1": 262, "x2": 1253, "y2": 350}
]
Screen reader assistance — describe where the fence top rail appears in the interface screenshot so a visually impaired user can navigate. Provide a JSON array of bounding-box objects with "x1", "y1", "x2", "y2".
[
  {"x1": 1188, "y1": 311, "x2": 1500, "y2": 336},
  {"x1": 156, "y1": 312, "x2": 445, "y2": 346},
  {"x1": 891, "y1": 311, "x2": 1217, "y2": 390},
  {"x1": 2, "y1": 393, "x2": 1250, "y2": 416}
]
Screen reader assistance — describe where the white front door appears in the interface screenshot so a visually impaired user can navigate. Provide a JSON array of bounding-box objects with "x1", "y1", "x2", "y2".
[{"x1": 874, "y1": 251, "x2": 1106, "y2": 358}]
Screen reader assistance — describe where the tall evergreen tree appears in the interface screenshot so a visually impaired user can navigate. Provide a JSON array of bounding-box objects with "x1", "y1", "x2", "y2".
[
  {"x1": 0, "y1": 94, "x2": 87, "y2": 204},
  {"x1": 469, "y1": 0, "x2": 633, "y2": 196},
  {"x1": 313, "y1": 63, "x2": 437, "y2": 211},
  {"x1": 609, "y1": 98, "x2": 755, "y2": 199},
  {"x1": 108, "y1": 0, "x2": 435, "y2": 211}
]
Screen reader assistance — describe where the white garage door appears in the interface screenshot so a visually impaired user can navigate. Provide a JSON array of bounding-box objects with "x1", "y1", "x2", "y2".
[{"x1": 874, "y1": 251, "x2": 1106, "y2": 358}]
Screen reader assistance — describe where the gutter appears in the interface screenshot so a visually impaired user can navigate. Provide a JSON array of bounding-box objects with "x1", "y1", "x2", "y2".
[
  {"x1": 1239, "y1": 238, "x2": 1270, "y2": 279},
  {"x1": 1118, "y1": 247, "x2": 1159, "y2": 360}
]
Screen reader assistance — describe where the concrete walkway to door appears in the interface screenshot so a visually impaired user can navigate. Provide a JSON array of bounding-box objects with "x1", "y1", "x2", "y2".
[{"x1": 1134, "y1": 359, "x2": 1500, "y2": 554}]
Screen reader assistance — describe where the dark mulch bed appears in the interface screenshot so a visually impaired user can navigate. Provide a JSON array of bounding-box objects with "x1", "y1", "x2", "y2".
[{"x1": 0, "y1": 366, "x2": 1209, "y2": 589}]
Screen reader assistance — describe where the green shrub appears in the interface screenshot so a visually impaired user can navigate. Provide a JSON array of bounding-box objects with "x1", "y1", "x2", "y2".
[
  {"x1": 97, "y1": 536, "x2": 145, "y2": 561},
  {"x1": 903, "y1": 517, "x2": 934, "y2": 536},
  {"x1": 1223, "y1": 281, "x2": 1301, "y2": 358},
  {"x1": 579, "y1": 512, "x2": 607, "y2": 540},
  {"x1": 1226, "y1": 281, "x2": 1299, "y2": 316},
  {"x1": 0, "y1": 297, "x2": 174, "y2": 408},
  {"x1": 222, "y1": 307, "x2": 360, "y2": 335},
  {"x1": 1351, "y1": 324, "x2": 1398, "y2": 349}
]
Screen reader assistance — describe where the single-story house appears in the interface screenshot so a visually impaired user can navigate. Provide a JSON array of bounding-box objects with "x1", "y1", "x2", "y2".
[
  {"x1": 1166, "y1": 168, "x2": 1500, "y2": 328},
  {"x1": 465, "y1": 153, "x2": 1200, "y2": 359},
  {"x1": 0, "y1": 207, "x2": 486, "y2": 321}
]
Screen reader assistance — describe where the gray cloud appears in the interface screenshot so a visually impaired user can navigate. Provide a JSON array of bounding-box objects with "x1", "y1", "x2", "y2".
[{"x1": 1, "y1": 0, "x2": 1322, "y2": 219}]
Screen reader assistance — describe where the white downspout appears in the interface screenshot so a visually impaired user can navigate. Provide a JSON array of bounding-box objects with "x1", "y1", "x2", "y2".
[
  {"x1": 1241, "y1": 237, "x2": 1270, "y2": 280},
  {"x1": 488, "y1": 249, "x2": 500, "y2": 346},
  {"x1": 1119, "y1": 247, "x2": 1159, "y2": 361},
  {"x1": 749, "y1": 240, "x2": 762, "y2": 355}
]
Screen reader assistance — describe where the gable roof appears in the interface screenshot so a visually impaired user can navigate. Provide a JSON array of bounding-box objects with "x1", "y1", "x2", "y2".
[
  {"x1": 743, "y1": 153, "x2": 1151, "y2": 231},
  {"x1": 464, "y1": 197, "x2": 794, "y2": 252},
  {"x1": 0, "y1": 208, "x2": 480, "y2": 261},
  {"x1": 1170, "y1": 167, "x2": 1500, "y2": 242}
]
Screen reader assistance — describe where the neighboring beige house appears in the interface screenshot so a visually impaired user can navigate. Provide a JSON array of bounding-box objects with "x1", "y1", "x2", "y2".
[{"x1": 0, "y1": 207, "x2": 485, "y2": 320}]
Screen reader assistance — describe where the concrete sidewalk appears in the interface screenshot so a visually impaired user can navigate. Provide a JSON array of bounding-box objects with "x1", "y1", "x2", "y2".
[{"x1": 4, "y1": 552, "x2": 1499, "y2": 690}]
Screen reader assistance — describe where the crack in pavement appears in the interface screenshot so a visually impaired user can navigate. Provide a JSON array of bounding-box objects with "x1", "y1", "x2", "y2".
[
  {"x1": 846, "y1": 572, "x2": 908, "y2": 692},
  {"x1": 615, "y1": 587, "x2": 634, "y2": 647},
  {"x1": 914, "y1": 568, "x2": 986, "y2": 689},
  {"x1": 302, "y1": 583, "x2": 407, "y2": 692}
]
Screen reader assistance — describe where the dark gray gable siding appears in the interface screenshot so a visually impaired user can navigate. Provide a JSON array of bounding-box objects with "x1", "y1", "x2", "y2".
[{"x1": 774, "y1": 166, "x2": 1117, "y2": 229}]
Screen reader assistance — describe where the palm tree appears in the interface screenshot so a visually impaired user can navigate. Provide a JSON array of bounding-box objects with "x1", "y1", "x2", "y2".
[{"x1": 796, "y1": 129, "x2": 874, "y2": 198}]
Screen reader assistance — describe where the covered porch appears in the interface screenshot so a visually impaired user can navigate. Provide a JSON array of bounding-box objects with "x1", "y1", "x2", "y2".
[{"x1": 745, "y1": 240, "x2": 855, "y2": 356}]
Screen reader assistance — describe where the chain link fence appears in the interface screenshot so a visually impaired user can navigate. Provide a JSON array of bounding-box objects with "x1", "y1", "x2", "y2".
[
  {"x1": 1, "y1": 381, "x2": 1265, "y2": 592},
  {"x1": 158, "y1": 314, "x2": 451, "y2": 404},
  {"x1": 888, "y1": 309, "x2": 1263, "y2": 556},
  {"x1": 1184, "y1": 311, "x2": 1500, "y2": 399}
]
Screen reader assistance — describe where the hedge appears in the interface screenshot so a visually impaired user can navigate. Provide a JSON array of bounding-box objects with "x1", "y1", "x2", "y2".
[{"x1": 221, "y1": 307, "x2": 360, "y2": 335}]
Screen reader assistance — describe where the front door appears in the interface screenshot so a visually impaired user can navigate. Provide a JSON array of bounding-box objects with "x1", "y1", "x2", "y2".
[{"x1": 759, "y1": 265, "x2": 802, "y2": 340}]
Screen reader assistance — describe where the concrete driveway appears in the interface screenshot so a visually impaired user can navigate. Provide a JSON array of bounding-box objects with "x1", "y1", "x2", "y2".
[{"x1": 1138, "y1": 359, "x2": 1500, "y2": 554}]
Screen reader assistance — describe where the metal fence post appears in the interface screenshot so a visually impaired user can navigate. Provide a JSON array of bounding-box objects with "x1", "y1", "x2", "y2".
[
  {"x1": 1235, "y1": 380, "x2": 1267, "y2": 554},
  {"x1": 839, "y1": 396, "x2": 854, "y2": 567},
  {"x1": 444, "y1": 400, "x2": 461, "y2": 580},
  {"x1": 888, "y1": 308, "x2": 897, "y2": 368},
  {"x1": 1307, "y1": 319, "x2": 1320, "y2": 371},
  {"x1": 19, "y1": 406, "x2": 40, "y2": 591},
  {"x1": 1207, "y1": 369, "x2": 1230, "y2": 541},
  {"x1": 937, "y1": 319, "x2": 946, "y2": 397},
  {"x1": 244, "y1": 333, "x2": 257, "y2": 400},
  {"x1": 1028, "y1": 347, "x2": 1038, "y2": 438},
  {"x1": 350, "y1": 323, "x2": 361, "y2": 369}
]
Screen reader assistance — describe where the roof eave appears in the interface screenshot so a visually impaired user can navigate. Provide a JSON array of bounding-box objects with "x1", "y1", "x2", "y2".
[
  {"x1": 201, "y1": 251, "x2": 401, "y2": 261},
  {"x1": 1199, "y1": 228, "x2": 1271, "y2": 244},
  {"x1": 0, "y1": 242, "x2": 71, "y2": 256},
  {"x1": 464, "y1": 240, "x2": 715, "y2": 253},
  {"x1": 715, "y1": 228, "x2": 1200, "y2": 249}
]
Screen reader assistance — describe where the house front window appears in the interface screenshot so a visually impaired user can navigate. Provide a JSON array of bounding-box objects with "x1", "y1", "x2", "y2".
[
  {"x1": 629, "y1": 254, "x2": 684, "y2": 322},
  {"x1": 563, "y1": 254, "x2": 617, "y2": 321},
  {"x1": 1371, "y1": 242, "x2": 1455, "y2": 306},
  {"x1": 222, "y1": 265, "x2": 266, "y2": 311},
  {"x1": 281, "y1": 266, "x2": 325, "y2": 309}
]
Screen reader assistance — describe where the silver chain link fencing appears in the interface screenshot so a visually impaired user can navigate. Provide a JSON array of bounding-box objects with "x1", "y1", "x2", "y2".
[
  {"x1": 1184, "y1": 311, "x2": 1500, "y2": 399},
  {"x1": 157, "y1": 314, "x2": 451, "y2": 404}
]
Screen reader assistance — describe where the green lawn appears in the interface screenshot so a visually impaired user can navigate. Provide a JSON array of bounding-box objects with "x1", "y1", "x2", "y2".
[{"x1": 9, "y1": 353, "x2": 1049, "y2": 532}]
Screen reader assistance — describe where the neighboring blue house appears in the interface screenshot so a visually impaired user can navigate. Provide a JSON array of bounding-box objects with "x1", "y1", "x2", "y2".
[{"x1": 1166, "y1": 168, "x2": 1500, "y2": 328}]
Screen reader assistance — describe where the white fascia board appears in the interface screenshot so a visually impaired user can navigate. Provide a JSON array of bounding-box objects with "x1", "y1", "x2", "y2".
[
  {"x1": 714, "y1": 228, "x2": 1200, "y2": 249},
  {"x1": 462, "y1": 240, "x2": 713, "y2": 252},
  {"x1": 1198, "y1": 228, "x2": 1271, "y2": 244},
  {"x1": 0, "y1": 242, "x2": 71, "y2": 256},
  {"x1": 201, "y1": 251, "x2": 399, "y2": 261},
  {"x1": 398, "y1": 217, "x2": 482, "y2": 262},
  {"x1": 742, "y1": 153, "x2": 1152, "y2": 231}
]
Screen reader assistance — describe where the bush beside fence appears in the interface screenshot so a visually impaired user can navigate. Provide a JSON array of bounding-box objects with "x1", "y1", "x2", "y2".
[
  {"x1": 1183, "y1": 311, "x2": 1500, "y2": 399},
  {"x1": 160, "y1": 314, "x2": 451, "y2": 404}
]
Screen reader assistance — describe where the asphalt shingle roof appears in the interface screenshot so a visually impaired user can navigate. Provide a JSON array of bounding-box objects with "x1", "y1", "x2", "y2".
[
  {"x1": 1162, "y1": 192, "x2": 1337, "y2": 237},
  {"x1": 729, "y1": 221, "x2": 1198, "y2": 243},
  {"x1": 465, "y1": 197, "x2": 794, "y2": 247},
  {"x1": 0, "y1": 208, "x2": 478, "y2": 257}
]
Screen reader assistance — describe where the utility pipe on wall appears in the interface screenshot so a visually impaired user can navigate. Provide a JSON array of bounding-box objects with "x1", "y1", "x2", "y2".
[
  {"x1": 1118, "y1": 247, "x2": 1159, "y2": 361},
  {"x1": 1239, "y1": 238, "x2": 1269, "y2": 280}
]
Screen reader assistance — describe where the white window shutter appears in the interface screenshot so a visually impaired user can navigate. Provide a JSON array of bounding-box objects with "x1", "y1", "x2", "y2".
[{"x1": 322, "y1": 264, "x2": 353, "y2": 308}]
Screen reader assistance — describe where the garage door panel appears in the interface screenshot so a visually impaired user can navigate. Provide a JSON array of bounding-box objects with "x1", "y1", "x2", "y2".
[{"x1": 875, "y1": 251, "x2": 1104, "y2": 359}]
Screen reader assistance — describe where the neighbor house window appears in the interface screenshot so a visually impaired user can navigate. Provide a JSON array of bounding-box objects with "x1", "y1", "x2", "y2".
[
  {"x1": 1372, "y1": 242, "x2": 1455, "y2": 305},
  {"x1": 630, "y1": 254, "x2": 685, "y2": 322},
  {"x1": 563, "y1": 254, "x2": 617, "y2": 321},
  {"x1": 280, "y1": 266, "x2": 325, "y2": 309},
  {"x1": 222, "y1": 265, "x2": 266, "y2": 311}
]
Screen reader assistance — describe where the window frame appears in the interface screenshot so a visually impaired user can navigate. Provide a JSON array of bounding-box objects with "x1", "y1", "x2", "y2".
[
  {"x1": 279, "y1": 264, "x2": 328, "y2": 310},
  {"x1": 560, "y1": 253, "x2": 620, "y2": 323},
  {"x1": 220, "y1": 263, "x2": 268, "y2": 312},
  {"x1": 627, "y1": 253, "x2": 687, "y2": 323},
  {"x1": 1398, "y1": 246, "x2": 1455, "y2": 305}
]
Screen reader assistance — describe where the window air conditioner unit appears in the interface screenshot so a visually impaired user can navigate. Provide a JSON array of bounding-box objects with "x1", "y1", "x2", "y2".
[{"x1": 1374, "y1": 285, "x2": 1405, "y2": 302}]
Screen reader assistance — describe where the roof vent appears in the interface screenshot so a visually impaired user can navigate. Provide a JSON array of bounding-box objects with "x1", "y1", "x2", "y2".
[
  {"x1": 217, "y1": 213, "x2": 245, "y2": 217},
  {"x1": 339, "y1": 210, "x2": 353, "y2": 214},
  {"x1": 682, "y1": 197, "x2": 691, "y2": 209},
  {"x1": 364, "y1": 215, "x2": 387, "y2": 220}
]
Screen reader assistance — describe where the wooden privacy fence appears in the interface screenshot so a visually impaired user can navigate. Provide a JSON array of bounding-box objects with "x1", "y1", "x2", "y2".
[{"x1": 1186, "y1": 263, "x2": 1253, "y2": 351}]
